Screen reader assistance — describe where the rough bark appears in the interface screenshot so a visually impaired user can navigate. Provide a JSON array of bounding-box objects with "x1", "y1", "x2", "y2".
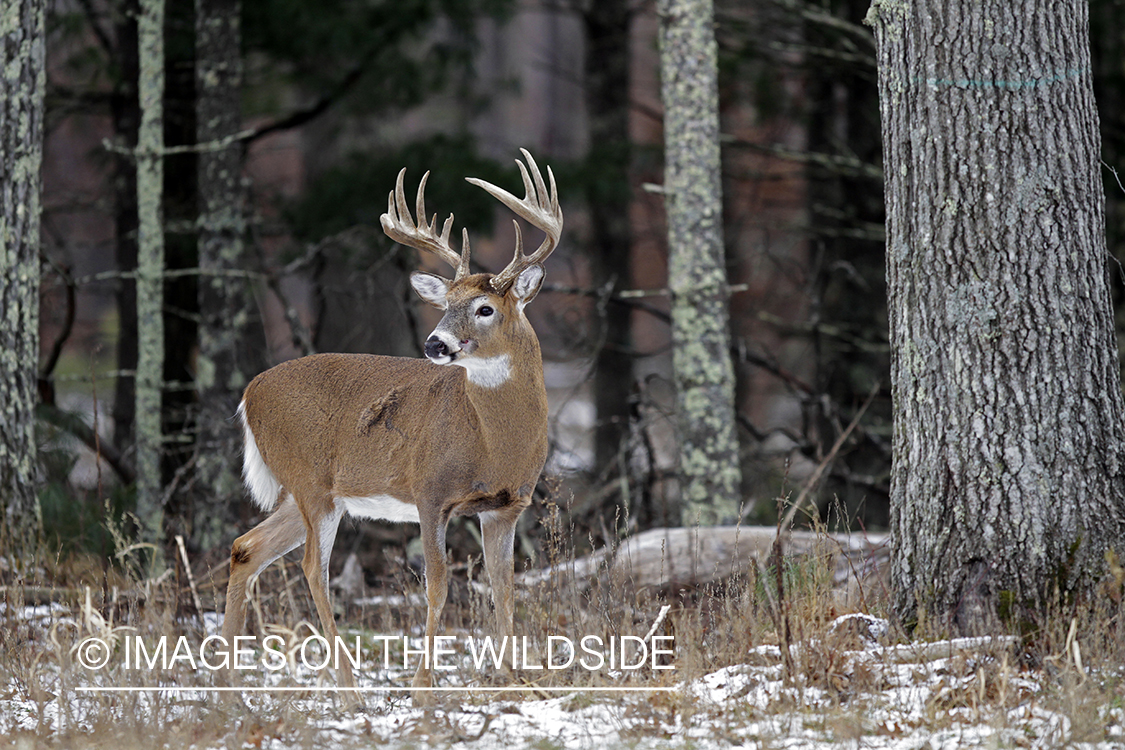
[
  {"x1": 583, "y1": 0, "x2": 635, "y2": 482},
  {"x1": 0, "y1": 0, "x2": 45, "y2": 562},
  {"x1": 193, "y1": 0, "x2": 250, "y2": 551},
  {"x1": 868, "y1": 0, "x2": 1125, "y2": 629},
  {"x1": 658, "y1": 0, "x2": 742, "y2": 524},
  {"x1": 135, "y1": 0, "x2": 166, "y2": 550}
]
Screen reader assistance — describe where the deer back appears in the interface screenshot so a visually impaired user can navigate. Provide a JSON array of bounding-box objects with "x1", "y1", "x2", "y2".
[{"x1": 240, "y1": 328, "x2": 547, "y2": 519}]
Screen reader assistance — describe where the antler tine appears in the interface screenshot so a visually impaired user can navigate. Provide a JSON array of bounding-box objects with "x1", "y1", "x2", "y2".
[
  {"x1": 466, "y1": 148, "x2": 563, "y2": 293},
  {"x1": 380, "y1": 168, "x2": 470, "y2": 279}
]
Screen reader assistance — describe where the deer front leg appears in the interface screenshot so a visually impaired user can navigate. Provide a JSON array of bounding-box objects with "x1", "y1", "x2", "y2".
[
  {"x1": 479, "y1": 509, "x2": 519, "y2": 642},
  {"x1": 412, "y1": 512, "x2": 449, "y2": 705}
]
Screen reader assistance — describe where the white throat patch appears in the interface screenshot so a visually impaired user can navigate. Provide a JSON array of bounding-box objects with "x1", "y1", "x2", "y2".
[{"x1": 457, "y1": 353, "x2": 512, "y2": 388}]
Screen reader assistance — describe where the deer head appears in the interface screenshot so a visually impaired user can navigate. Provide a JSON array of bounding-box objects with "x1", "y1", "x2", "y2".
[{"x1": 381, "y1": 149, "x2": 562, "y2": 385}]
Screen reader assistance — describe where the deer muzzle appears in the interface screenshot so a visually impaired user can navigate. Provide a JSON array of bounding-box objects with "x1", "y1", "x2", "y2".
[{"x1": 424, "y1": 336, "x2": 451, "y2": 361}]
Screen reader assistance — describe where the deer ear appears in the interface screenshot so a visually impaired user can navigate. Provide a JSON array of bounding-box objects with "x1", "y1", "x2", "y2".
[
  {"x1": 410, "y1": 272, "x2": 449, "y2": 309},
  {"x1": 512, "y1": 264, "x2": 545, "y2": 309}
]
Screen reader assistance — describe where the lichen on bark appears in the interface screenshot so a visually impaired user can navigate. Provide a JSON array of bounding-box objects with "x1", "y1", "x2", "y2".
[
  {"x1": 134, "y1": 0, "x2": 166, "y2": 553},
  {"x1": 193, "y1": 0, "x2": 253, "y2": 550},
  {"x1": 0, "y1": 0, "x2": 44, "y2": 564},
  {"x1": 658, "y1": 0, "x2": 742, "y2": 525}
]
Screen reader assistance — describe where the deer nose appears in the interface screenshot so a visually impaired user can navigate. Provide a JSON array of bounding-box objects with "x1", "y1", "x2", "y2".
[{"x1": 424, "y1": 336, "x2": 450, "y2": 359}]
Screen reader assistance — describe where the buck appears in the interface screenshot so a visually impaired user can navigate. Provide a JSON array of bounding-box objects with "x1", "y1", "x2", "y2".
[{"x1": 220, "y1": 150, "x2": 562, "y2": 700}]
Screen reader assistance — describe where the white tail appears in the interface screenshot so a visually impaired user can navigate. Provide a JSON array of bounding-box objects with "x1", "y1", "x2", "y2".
[{"x1": 221, "y1": 150, "x2": 562, "y2": 702}]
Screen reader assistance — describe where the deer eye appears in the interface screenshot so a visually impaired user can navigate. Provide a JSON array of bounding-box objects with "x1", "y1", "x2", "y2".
[{"x1": 477, "y1": 306, "x2": 494, "y2": 317}]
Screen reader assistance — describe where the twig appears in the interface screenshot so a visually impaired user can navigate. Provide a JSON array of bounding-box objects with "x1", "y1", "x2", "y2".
[
  {"x1": 754, "y1": 535, "x2": 794, "y2": 678},
  {"x1": 778, "y1": 382, "x2": 879, "y2": 535},
  {"x1": 1103, "y1": 160, "x2": 1125, "y2": 196},
  {"x1": 38, "y1": 260, "x2": 77, "y2": 397},
  {"x1": 722, "y1": 136, "x2": 883, "y2": 181},
  {"x1": 642, "y1": 604, "x2": 672, "y2": 643},
  {"x1": 451, "y1": 713, "x2": 494, "y2": 742},
  {"x1": 176, "y1": 535, "x2": 207, "y2": 633}
]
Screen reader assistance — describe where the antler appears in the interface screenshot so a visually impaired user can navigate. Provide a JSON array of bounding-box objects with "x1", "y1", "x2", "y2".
[
  {"x1": 380, "y1": 168, "x2": 471, "y2": 280},
  {"x1": 467, "y1": 149, "x2": 563, "y2": 293}
]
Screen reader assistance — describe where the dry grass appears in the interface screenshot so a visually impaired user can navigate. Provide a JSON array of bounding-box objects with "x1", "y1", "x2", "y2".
[{"x1": 2, "y1": 502, "x2": 1124, "y2": 748}]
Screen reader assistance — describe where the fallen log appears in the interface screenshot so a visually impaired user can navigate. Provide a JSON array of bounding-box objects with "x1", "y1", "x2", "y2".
[{"x1": 517, "y1": 526, "x2": 888, "y2": 596}]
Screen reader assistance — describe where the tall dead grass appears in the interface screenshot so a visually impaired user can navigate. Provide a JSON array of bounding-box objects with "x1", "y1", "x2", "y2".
[{"x1": 2, "y1": 487, "x2": 1125, "y2": 747}]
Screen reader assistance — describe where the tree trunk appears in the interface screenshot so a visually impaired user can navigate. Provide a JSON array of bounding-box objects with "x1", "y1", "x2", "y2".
[
  {"x1": 868, "y1": 0, "x2": 1125, "y2": 630},
  {"x1": 658, "y1": 0, "x2": 742, "y2": 525},
  {"x1": 0, "y1": 0, "x2": 45, "y2": 563},
  {"x1": 112, "y1": 0, "x2": 141, "y2": 458},
  {"x1": 193, "y1": 0, "x2": 251, "y2": 551},
  {"x1": 135, "y1": 0, "x2": 166, "y2": 554},
  {"x1": 583, "y1": 0, "x2": 635, "y2": 486},
  {"x1": 158, "y1": 0, "x2": 200, "y2": 554}
]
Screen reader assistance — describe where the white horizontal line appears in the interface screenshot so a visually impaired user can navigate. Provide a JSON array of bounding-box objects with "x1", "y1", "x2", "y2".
[{"x1": 76, "y1": 685, "x2": 677, "y2": 693}]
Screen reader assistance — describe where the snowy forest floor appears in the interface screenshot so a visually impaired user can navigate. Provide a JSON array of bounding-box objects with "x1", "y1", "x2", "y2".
[{"x1": 1, "y1": 532, "x2": 1124, "y2": 748}]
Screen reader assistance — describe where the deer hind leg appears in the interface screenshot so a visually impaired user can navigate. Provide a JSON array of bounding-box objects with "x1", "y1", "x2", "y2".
[
  {"x1": 222, "y1": 494, "x2": 307, "y2": 671},
  {"x1": 297, "y1": 501, "x2": 356, "y2": 692},
  {"x1": 412, "y1": 513, "x2": 449, "y2": 704}
]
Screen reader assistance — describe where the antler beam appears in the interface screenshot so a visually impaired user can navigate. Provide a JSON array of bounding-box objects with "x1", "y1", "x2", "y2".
[
  {"x1": 380, "y1": 168, "x2": 471, "y2": 280},
  {"x1": 467, "y1": 149, "x2": 563, "y2": 293}
]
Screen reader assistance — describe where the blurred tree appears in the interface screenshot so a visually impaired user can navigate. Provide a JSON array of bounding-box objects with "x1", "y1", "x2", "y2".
[
  {"x1": 0, "y1": 0, "x2": 46, "y2": 564},
  {"x1": 715, "y1": 0, "x2": 890, "y2": 529},
  {"x1": 795, "y1": 0, "x2": 888, "y2": 525},
  {"x1": 133, "y1": 0, "x2": 166, "y2": 556},
  {"x1": 243, "y1": 0, "x2": 512, "y2": 360},
  {"x1": 158, "y1": 0, "x2": 202, "y2": 553},
  {"x1": 658, "y1": 0, "x2": 742, "y2": 524},
  {"x1": 1091, "y1": 0, "x2": 1125, "y2": 325},
  {"x1": 582, "y1": 0, "x2": 635, "y2": 490},
  {"x1": 192, "y1": 0, "x2": 257, "y2": 551},
  {"x1": 870, "y1": 0, "x2": 1125, "y2": 629},
  {"x1": 111, "y1": 0, "x2": 141, "y2": 459}
]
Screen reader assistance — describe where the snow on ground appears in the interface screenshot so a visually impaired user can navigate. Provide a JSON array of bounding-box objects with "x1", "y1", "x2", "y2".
[{"x1": 3, "y1": 610, "x2": 1122, "y2": 748}]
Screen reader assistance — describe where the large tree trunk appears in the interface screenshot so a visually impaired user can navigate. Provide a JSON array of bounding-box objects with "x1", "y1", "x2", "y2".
[
  {"x1": 583, "y1": 0, "x2": 635, "y2": 487},
  {"x1": 658, "y1": 0, "x2": 742, "y2": 525},
  {"x1": 192, "y1": 0, "x2": 250, "y2": 552},
  {"x1": 868, "y1": 0, "x2": 1125, "y2": 630},
  {"x1": 0, "y1": 0, "x2": 45, "y2": 563}
]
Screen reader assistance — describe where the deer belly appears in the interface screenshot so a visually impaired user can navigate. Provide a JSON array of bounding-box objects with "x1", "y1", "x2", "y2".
[{"x1": 337, "y1": 494, "x2": 420, "y2": 524}]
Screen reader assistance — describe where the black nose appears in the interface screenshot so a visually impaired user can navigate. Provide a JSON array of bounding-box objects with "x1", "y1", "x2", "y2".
[{"x1": 424, "y1": 336, "x2": 449, "y2": 359}]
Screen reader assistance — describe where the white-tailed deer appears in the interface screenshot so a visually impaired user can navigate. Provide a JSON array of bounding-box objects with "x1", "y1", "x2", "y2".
[{"x1": 221, "y1": 150, "x2": 562, "y2": 700}]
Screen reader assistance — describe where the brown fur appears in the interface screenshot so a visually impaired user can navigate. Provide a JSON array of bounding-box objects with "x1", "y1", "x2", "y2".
[
  {"x1": 221, "y1": 273, "x2": 549, "y2": 702},
  {"x1": 224, "y1": 153, "x2": 560, "y2": 705}
]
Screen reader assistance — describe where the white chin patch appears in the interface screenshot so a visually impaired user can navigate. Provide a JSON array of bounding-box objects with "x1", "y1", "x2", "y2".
[
  {"x1": 457, "y1": 353, "x2": 512, "y2": 388},
  {"x1": 427, "y1": 353, "x2": 453, "y2": 365}
]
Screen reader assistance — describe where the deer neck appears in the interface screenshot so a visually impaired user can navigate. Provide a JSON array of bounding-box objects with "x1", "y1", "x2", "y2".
[{"x1": 461, "y1": 334, "x2": 547, "y2": 452}]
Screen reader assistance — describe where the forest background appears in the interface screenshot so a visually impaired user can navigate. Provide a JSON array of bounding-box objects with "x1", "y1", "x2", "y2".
[{"x1": 21, "y1": 0, "x2": 1125, "y2": 587}]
